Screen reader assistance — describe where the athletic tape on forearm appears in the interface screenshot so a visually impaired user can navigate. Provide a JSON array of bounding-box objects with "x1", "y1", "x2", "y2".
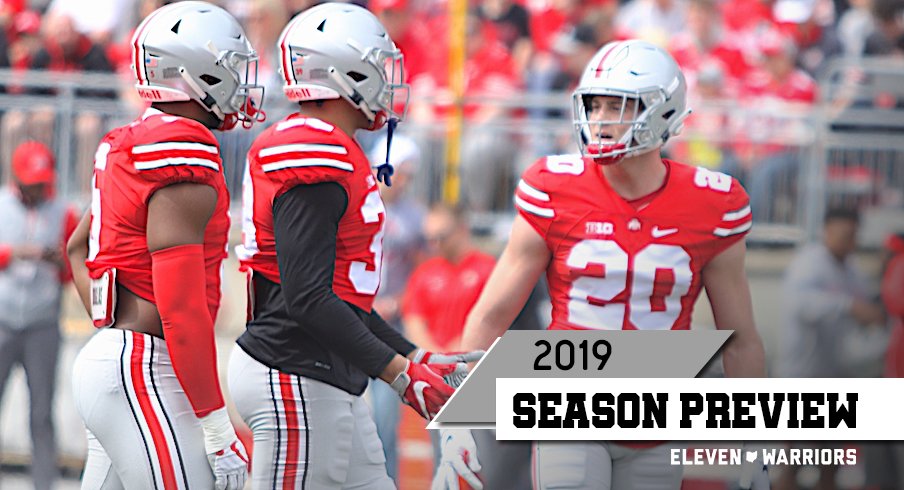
[{"x1": 199, "y1": 406, "x2": 236, "y2": 454}]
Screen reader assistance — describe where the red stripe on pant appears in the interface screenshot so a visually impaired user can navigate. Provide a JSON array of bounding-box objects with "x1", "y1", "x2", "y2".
[
  {"x1": 279, "y1": 372, "x2": 301, "y2": 489},
  {"x1": 130, "y1": 333, "x2": 179, "y2": 490}
]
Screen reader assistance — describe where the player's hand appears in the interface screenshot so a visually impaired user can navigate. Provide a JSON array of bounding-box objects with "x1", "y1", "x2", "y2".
[
  {"x1": 412, "y1": 349, "x2": 485, "y2": 388},
  {"x1": 739, "y1": 444, "x2": 770, "y2": 490},
  {"x1": 199, "y1": 408, "x2": 249, "y2": 490},
  {"x1": 431, "y1": 429, "x2": 483, "y2": 490},
  {"x1": 207, "y1": 439, "x2": 249, "y2": 490},
  {"x1": 390, "y1": 359, "x2": 456, "y2": 420}
]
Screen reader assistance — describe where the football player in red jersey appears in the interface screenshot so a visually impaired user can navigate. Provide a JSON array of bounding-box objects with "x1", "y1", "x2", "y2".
[
  {"x1": 65, "y1": 2, "x2": 265, "y2": 489},
  {"x1": 229, "y1": 3, "x2": 480, "y2": 489},
  {"x1": 434, "y1": 40, "x2": 769, "y2": 490}
]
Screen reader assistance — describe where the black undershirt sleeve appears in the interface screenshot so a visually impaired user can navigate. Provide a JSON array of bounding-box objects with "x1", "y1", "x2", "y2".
[
  {"x1": 368, "y1": 309, "x2": 417, "y2": 357},
  {"x1": 273, "y1": 182, "x2": 397, "y2": 378}
]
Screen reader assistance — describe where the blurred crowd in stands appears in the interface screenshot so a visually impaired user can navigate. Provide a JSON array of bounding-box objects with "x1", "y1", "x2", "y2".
[
  {"x1": 0, "y1": 0, "x2": 901, "y2": 124},
  {"x1": 0, "y1": 0, "x2": 902, "y2": 214}
]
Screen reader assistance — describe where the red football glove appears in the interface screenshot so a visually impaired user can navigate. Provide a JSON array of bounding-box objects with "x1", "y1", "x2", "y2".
[
  {"x1": 412, "y1": 349, "x2": 485, "y2": 388},
  {"x1": 390, "y1": 360, "x2": 456, "y2": 420}
]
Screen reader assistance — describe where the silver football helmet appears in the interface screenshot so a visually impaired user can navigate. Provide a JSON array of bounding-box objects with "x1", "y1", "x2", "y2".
[
  {"x1": 573, "y1": 40, "x2": 691, "y2": 164},
  {"x1": 277, "y1": 2, "x2": 409, "y2": 130},
  {"x1": 131, "y1": 1, "x2": 265, "y2": 130}
]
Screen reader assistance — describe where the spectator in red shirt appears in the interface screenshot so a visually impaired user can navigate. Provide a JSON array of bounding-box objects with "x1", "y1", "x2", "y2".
[
  {"x1": 402, "y1": 204, "x2": 496, "y2": 352},
  {"x1": 7, "y1": 10, "x2": 40, "y2": 71},
  {"x1": 736, "y1": 30, "x2": 818, "y2": 220},
  {"x1": 744, "y1": 30, "x2": 818, "y2": 104},
  {"x1": 722, "y1": 0, "x2": 775, "y2": 32},
  {"x1": 371, "y1": 0, "x2": 429, "y2": 82},
  {"x1": 670, "y1": 0, "x2": 750, "y2": 91},
  {"x1": 478, "y1": 0, "x2": 533, "y2": 74}
]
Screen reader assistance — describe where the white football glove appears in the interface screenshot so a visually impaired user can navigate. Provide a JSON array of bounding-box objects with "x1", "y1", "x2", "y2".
[
  {"x1": 413, "y1": 349, "x2": 485, "y2": 388},
  {"x1": 739, "y1": 443, "x2": 770, "y2": 490},
  {"x1": 200, "y1": 407, "x2": 249, "y2": 490},
  {"x1": 431, "y1": 429, "x2": 483, "y2": 490}
]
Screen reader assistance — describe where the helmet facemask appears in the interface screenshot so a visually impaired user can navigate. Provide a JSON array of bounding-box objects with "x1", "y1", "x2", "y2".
[
  {"x1": 571, "y1": 40, "x2": 692, "y2": 165},
  {"x1": 222, "y1": 50, "x2": 266, "y2": 128},
  {"x1": 330, "y1": 39, "x2": 409, "y2": 130},
  {"x1": 573, "y1": 89, "x2": 672, "y2": 165},
  {"x1": 182, "y1": 48, "x2": 266, "y2": 130}
]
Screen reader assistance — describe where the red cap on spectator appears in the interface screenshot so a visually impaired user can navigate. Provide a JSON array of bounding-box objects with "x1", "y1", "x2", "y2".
[
  {"x1": 13, "y1": 10, "x2": 41, "y2": 36},
  {"x1": 371, "y1": 0, "x2": 408, "y2": 13},
  {"x1": 12, "y1": 141, "x2": 55, "y2": 185}
]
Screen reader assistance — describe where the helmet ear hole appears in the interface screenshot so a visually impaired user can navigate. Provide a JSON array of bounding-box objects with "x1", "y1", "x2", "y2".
[
  {"x1": 200, "y1": 74, "x2": 221, "y2": 86},
  {"x1": 347, "y1": 71, "x2": 368, "y2": 82}
]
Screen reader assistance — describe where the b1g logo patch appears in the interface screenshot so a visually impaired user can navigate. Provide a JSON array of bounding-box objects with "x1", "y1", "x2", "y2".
[{"x1": 585, "y1": 221, "x2": 614, "y2": 236}]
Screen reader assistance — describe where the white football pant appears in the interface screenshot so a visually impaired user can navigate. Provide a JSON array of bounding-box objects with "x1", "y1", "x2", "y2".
[
  {"x1": 72, "y1": 328, "x2": 214, "y2": 489},
  {"x1": 228, "y1": 345, "x2": 395, "y2": 490}
]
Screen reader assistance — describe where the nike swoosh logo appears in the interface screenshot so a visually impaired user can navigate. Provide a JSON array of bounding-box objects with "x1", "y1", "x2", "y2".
[
  {"x1": 413, "y1": 381, "x2": 430, "y2": 416},
  {"x1": 652, "y1": 226, "x2": 678, "y2": 238}
]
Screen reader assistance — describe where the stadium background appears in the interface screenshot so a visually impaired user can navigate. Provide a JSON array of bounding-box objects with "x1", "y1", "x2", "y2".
[{"x1": 0, "y1": 0, "x2": 903, "y2": 487}]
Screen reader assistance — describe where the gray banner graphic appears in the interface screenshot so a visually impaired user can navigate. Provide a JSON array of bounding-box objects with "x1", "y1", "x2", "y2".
[{"x1": 433, "y1": 330, "x2": 732, "y2": 425}]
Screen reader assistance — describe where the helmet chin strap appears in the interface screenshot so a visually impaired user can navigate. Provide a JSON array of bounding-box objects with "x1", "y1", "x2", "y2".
[{"x1": 375, "y1": 117, "x2": 397, "y2": 186}]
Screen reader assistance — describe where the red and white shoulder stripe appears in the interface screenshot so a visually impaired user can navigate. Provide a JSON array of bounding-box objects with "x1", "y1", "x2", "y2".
[
  {"x1": 256, "y1": 117, "x2": 355, "y2": 174},
  {"x1": 258, "y1": 143, "x2": 352, "y2": 173},
  {"x1": 131, "y1": 141, "x2": 221, "y2": 171},
  {"x1": 514, "y1": 178, "x2": 555, "y2": 219},
  {"x1": 713, "y1": 203, "x2": 752, "y2": 237}
]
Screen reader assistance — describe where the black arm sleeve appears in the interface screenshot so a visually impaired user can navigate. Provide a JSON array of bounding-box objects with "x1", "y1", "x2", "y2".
[
  {"x1": 368, "y1": 309, "x2": 417, "y2": 357},
  {"x1": 273, "y1": 182, "x2": 397, "y2": 378}
]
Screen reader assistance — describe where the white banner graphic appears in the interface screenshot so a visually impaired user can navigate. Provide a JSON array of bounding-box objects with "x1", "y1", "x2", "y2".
[{"x1": 495, "y1": 378, "x2": 904, "y2": 440}]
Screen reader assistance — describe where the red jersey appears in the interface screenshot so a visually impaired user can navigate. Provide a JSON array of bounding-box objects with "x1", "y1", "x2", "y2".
[
  {"x1": 402, "y1": 250, "x2": 496, "y2": 349},
  {"x1": 669, "y1": 33, "x2": 751, "y2": 87},
  {"x1": 87, "y1": 108, "x2": 230, "y2": 320},
  {"x1": 742, "y1": 68, "x2": 817, "y2": 104},
  {"x1": 238, "y1": 115, "x2": 385, "y2": 312},
  {"x1": 514, "y1": 155, "x2": 751, "y2": 331}
]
